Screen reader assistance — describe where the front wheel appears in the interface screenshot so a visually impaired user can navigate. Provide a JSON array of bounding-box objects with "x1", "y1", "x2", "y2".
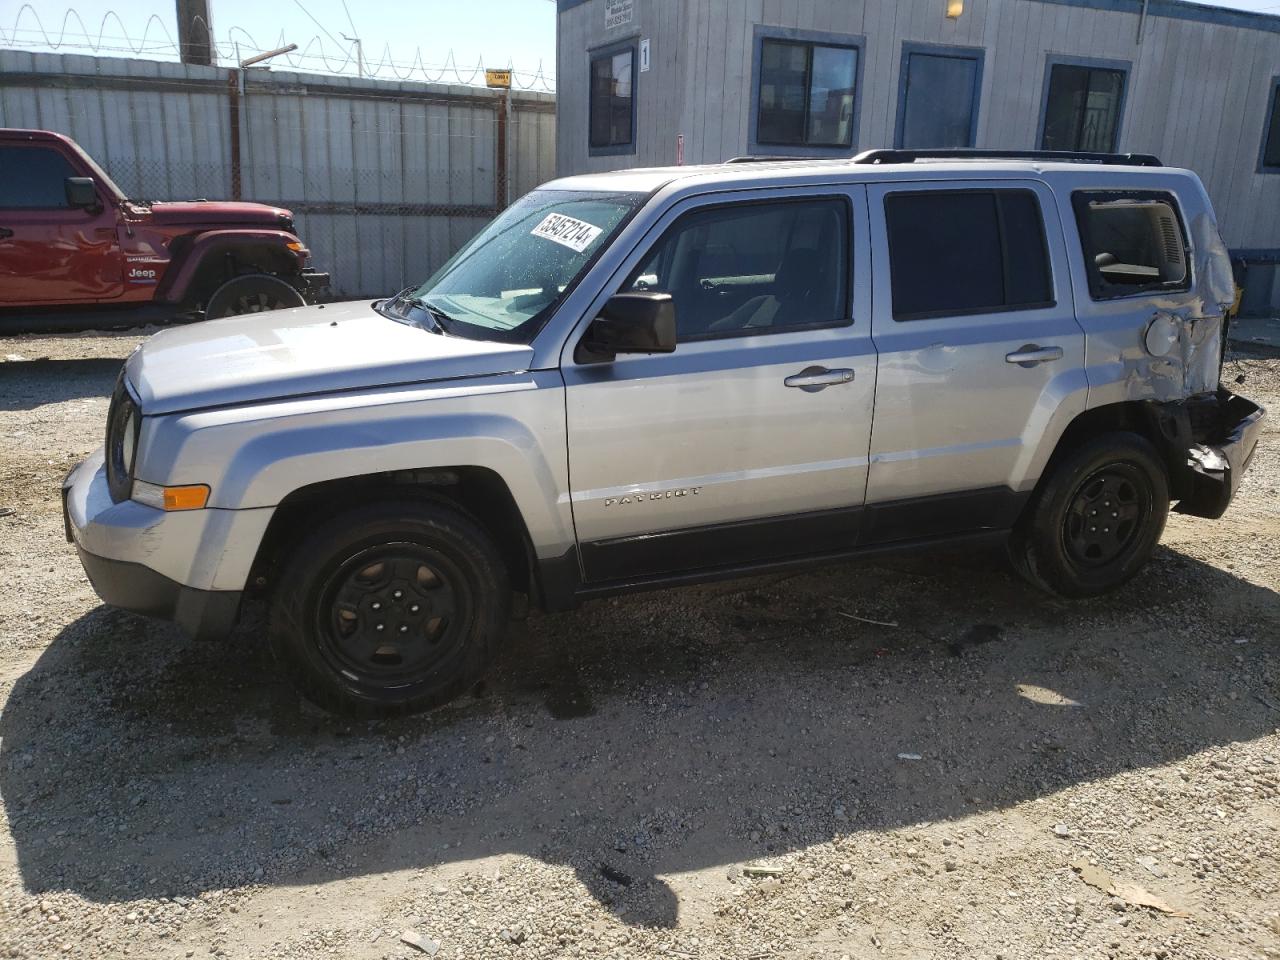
[
  {"x1": 204, "y1": 273, "x2": 305, "y2": 319},
  {"x1": 268, "y1": 500, "x2": 511, "y2": 716},
  {"x1": 1008, "y1": 432, "x2": 1169, "y2": 598}
]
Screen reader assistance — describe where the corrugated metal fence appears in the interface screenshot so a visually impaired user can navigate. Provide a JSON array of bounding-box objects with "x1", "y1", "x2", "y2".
[{"x1": 0, "y1": 50, "x2": 557, "y2": 297}]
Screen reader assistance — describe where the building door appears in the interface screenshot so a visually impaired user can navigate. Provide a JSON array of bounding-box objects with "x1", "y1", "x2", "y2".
[
  {"x1": 895, "y1": 45, "x2": 983, "y2": 149},
  {"x1": 562, "y1": 186, "x2": 876, "y2": 583},
  {"x1": 863, "y1": 179, "x2": 1085, "y2": 541}
]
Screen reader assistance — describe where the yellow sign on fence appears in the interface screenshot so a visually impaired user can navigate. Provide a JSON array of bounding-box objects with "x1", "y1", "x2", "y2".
[{"x1": 485, "y1": 69, "x2": 512, "y2": 89}]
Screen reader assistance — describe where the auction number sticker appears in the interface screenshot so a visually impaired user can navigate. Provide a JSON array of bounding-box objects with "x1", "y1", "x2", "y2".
[{"x1": 530, "y1": 213, "x2": 602, "y2": 253}]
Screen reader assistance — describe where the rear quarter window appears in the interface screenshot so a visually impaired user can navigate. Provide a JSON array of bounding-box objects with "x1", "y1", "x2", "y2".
[{"x1": 1071, "y1": 190, "x2": 1191, "y2": 300}]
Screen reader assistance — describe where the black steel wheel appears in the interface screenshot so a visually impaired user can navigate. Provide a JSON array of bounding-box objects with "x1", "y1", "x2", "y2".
[
  {"x1": 1062, "y1": 464, "x2": 1151, "y2": 568},
  {"x1": 318, "y1": 544, "x2": 472, "y2": 688},
  {"x1": 269, "y1": 500, "x2": 510, "y2": 716},
  {"x1": 1008, "y1": 432, "x2": 1169, "y2": 598},
  {"x1": 204, "y1": 274, "x2": 305, "y2": 319}
]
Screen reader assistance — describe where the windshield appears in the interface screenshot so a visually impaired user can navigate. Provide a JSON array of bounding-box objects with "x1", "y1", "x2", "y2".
[{"x1": 408, "y1": 189, "x2": 644, "y2": 342}]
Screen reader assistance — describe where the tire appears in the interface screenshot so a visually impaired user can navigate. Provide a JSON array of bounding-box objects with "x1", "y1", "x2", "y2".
[
  {"x1": 1008, "y1": 431, "x2": 1169, "y2": 598},
  {"x1": 268, "y1": 499, "x2": 511, "y2": 717},
  {"x1": 204, "y1": 274, "x2": 305, "y2": 319}
]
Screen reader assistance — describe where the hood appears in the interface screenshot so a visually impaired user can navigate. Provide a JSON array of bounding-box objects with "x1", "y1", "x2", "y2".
[
  {"x1": 147, "y1": 200, "x2": 292, "y2": 228},
  {"x1": 126, "y1": 300, "x2": 535, "y2": 415}
]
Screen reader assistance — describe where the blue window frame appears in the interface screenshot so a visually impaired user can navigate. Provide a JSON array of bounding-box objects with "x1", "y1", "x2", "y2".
[
  {"x1": 749, "y1": 25, "x2": 865, "y2": 157},
  {"x1": 1038, "y1": 55, "x2": 1130, "y2": 153},
  {"x1": 1260, "y1": 76, "x2": 1280, "y2": 174},
  {"x1": 589, "y1": 38, "x2": 637, "y2": 157},
  {"x1": 894, "y1": 42, "x2": 984, "y2": 150}
]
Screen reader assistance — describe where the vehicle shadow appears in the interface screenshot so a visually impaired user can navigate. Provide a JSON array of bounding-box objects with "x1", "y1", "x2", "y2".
[
  {"x1": 1, "y1": 543, "x2": 1276, "y2": 928},
  {"x1": 0, "y1": 358, "x2": 124, "y2": 411}
]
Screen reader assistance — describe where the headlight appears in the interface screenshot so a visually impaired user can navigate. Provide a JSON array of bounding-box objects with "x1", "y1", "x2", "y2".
[
  {"x1": 105, "y1": 371, "x2": 139, "y2": 503},
  {"x1": 120, "y1": 408, "x2": 138, "y2": 472}
]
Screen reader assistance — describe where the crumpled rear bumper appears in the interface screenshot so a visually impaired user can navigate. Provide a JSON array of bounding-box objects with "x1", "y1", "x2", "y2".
[{"x1": 1173, "y1": 389, "x2": 1265, "y2": 519}]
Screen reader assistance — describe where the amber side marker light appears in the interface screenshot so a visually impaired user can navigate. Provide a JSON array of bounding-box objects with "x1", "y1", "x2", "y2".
[{"x1": 132, "y1": 481, "x2": 211, "y2": 511}]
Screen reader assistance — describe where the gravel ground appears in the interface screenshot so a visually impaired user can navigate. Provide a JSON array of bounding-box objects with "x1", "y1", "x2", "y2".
[{"x1": 0, "y1": 330, "x2": 1277, "y2": 960}]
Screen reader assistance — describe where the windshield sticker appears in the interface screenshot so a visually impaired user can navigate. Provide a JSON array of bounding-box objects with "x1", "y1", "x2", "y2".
[{"x1": 530, "y1": 213, "x2": 603, "y2": 253}]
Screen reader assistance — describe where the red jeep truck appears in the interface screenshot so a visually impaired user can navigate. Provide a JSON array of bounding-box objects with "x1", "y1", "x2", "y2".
[{"x1": 0, "y1": 129, "x2": 328, "y2": 333}]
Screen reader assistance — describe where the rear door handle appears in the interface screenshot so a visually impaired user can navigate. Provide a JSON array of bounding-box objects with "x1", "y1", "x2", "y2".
[
  {"x1": 0, "y1": 228, "x2": 12, "y2": 239},
  {"x1": 1005, "y1": 344, "x2": 1063, "y2": 367},
  {"x1": 784, "y1": 366, "x2": 855, "y2": 392}
]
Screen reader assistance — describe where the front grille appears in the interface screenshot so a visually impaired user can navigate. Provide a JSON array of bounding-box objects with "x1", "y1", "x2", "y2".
[{"x1": 105, "y1": 369, "x2": 138, "y2": 503}]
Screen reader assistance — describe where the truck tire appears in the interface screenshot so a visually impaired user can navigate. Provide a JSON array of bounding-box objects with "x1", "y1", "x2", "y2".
[
  {"x1": 268, "y1": 500, "x2": 511, "y2": 717},
  {"x1": 1008, "y1": 432, "x2": 1169, "y2": 598},
  {"x1": 204, "y1": 274, "x2": 305, "y2": 319}
]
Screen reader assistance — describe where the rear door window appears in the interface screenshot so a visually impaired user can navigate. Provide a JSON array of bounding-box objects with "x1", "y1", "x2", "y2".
[
  {"x1": 1072, "y1": 191, "x2": 1190, "y2": 300},
  {"x1": 622, "y1": 198, "x2": 851, "y2": 341},
  {"x1": 884, "y1": 189, "x2": 1054, "y2": 321},
  {"x1": 0, "y1": 146, "x2": 78, "y2": 209}
]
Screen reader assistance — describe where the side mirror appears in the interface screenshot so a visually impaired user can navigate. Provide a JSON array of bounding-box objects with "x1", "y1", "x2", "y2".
[
  {"x1": 64, "y1": 177, "x2": 100, "y2": 211},
  {"x1": 575, "y1": 292, "x2": 677, "y2": 364}
]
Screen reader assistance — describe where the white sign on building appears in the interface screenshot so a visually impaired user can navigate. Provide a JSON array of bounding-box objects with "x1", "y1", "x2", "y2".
[{"x1": 605, "y1": 0, "x2": 634, "y2": 30}]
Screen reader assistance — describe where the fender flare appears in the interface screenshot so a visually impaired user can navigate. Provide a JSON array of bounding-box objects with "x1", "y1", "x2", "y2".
[
  {"x1": 157, "y1": 229, "x2": 307, "y2": 303},
  {"x1": 149, "y1": 392, "x2": 577, "y2": 593}
]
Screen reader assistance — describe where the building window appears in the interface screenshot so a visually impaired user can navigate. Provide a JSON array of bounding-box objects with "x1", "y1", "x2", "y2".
[
  {"x1": 884, "y1": 190, "x2": 1053, "y2": 321},
  {"x1": 589, "y1": 45, "x2": 635, "y2": 152},
  {"x1": 757, "y1": 38, "x2": 859, "y2": 148},
  {"x1": 1041, "y1": 62, "x2": 1127, "y2": 152},
  {"x1": 895, "y1": 45, "x2": 983, "y2": 149},
  {"x1": 1261, "y1": 77, "x2": 1280, "y2": 173}
]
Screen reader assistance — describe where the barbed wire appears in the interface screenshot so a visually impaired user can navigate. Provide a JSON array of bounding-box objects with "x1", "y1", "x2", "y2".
[{"x1": 0, "y1": 3, "x2": 557, "y2": 91}]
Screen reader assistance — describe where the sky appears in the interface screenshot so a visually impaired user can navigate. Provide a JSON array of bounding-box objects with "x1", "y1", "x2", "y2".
[
  {"x1": 2, "y1": 0, "x2": 1279, "y2": 90},
  {"x1": 0, "y1": 0, "x2": 560, "y2": 88}
]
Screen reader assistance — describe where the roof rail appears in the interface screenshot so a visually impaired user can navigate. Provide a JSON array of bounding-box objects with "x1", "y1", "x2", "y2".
[
  {"x1": 851, "y1": 148, "x2": 1164, "y2": 167},
  {"x1": 723, "y1": 155, "x2": 818, "y2": 163}
]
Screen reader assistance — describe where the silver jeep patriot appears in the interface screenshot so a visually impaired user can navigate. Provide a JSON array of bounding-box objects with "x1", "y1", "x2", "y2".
[{"x1": 64, "y1": 149, "x2": 1265, "y2": 716}]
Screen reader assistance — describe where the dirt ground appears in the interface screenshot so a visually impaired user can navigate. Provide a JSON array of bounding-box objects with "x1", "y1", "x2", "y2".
[{"x1": 0, "y1": 330, "x2": 1277, "y2": 960}]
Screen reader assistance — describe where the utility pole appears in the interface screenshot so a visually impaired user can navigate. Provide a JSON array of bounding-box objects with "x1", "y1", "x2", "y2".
[
  {"x1": 342, "y1": 34, "x2": 364, "y2": 79},
  {"x1": 175, "y1": 0, "x2": 215, "y2": 65}
]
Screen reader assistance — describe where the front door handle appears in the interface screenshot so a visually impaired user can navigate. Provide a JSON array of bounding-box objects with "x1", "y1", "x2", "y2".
[
  {"x1": 784, "y1": 366, "x2": 855, "y2": 392},
  {"x1": 1005, "y1": 344, "x2": 1063, "y2": 367},
  {"x1": 0, "y1": 228, "x2": 13, "y2": 239}
]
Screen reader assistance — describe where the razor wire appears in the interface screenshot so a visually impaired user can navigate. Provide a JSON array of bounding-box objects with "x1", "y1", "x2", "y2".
[{"x1": 0, "y1": 3, "x2": 557, "y2": 91}]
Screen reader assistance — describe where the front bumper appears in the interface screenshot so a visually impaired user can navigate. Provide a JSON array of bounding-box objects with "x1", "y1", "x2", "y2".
[
  {"x1": 299, "y1": 268, "x2": 330, "y2": 299},
  {"x1": 62, "y1": 450, "x2": 269, "y2": 640},
  {"x1": 72, "y1": 544, "x2": 242, "y2": 641},
  {"x1": 1172, "y1": 390, "x2": 1266, "y2": 519}
]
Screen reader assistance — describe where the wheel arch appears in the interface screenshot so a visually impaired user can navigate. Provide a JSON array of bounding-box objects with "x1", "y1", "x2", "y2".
[
  {"x1": 157, "y1": 230, "x2": 306, "y2": 307},
  {"x1": 1035, "y1": 400, "x2": 1192, "y2": 503},
  {"x1": 249, "y1": 466, "x2": 540, "y2": 601}
]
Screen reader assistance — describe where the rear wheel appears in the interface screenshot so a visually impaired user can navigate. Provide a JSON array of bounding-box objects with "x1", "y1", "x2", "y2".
[
  {"x1": 1008, "y1": 432, "x2": 1169, "y2": 597},
  {"x1": 268, "y1": 500, "x2": 511, "y2": 716},
  {"x1": 204, "y1": 274, "x2": 305, "y2": 319}
]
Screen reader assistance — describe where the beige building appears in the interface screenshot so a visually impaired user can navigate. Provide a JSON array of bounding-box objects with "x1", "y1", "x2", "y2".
[{"x1": 555, "y1": 0, "x2": 1280, "y2": 315}]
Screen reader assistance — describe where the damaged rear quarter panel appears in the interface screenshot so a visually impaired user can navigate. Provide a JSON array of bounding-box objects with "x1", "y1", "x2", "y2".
[{"x1": 1055, "y1": 171, "x2": 1232, "y2": 407}]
